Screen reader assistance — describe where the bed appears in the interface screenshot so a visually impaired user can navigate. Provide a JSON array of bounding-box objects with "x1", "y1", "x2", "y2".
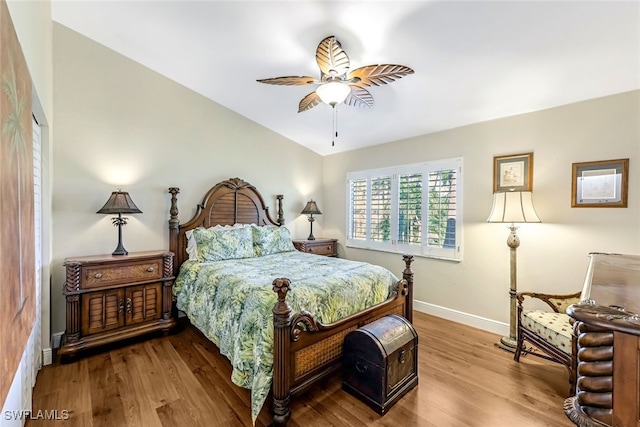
[{"x1": 167, "y1": 177, "x2": 414, "y2": 426}]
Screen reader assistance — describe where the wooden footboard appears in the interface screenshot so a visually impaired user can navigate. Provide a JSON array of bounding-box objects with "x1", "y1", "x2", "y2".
[{"x1": 271, "y1": 255, "x2": 414, "y2": 426}]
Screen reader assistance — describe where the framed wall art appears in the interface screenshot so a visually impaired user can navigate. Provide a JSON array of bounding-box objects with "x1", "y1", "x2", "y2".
[
  {"x1": 571, "y1": 158, "x2": 629, "y2": 207},
  {"x1": 493, "y1": 152, "x2": 533, "y2": 192},
  {"x1": 1, "y1": 0, "x2": 35, "y2": 406}
]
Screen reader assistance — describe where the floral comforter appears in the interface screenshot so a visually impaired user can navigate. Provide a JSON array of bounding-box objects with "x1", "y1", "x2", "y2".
[{"x1": 173, "y1": 250, "x2": 399, "y2": 422}]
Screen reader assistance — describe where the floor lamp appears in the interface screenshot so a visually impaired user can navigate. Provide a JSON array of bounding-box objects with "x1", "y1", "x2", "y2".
[{"x1": 487, "y1": 190, "x2": 540, "y2": 351}]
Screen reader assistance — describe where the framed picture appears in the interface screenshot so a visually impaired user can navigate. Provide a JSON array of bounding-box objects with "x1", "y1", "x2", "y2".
[
  {"x1": 571, "y1": 158, "x2": 629, "y2": 207},
  {"x1": 493, "y1": 152, "x2": 533, "y2": 192}
]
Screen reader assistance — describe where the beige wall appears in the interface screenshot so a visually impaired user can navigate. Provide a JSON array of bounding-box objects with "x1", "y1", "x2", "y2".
[
  {"x1": 52, "y1": 22, "x2": 639, "y2": 337},
  {"x1": 51, "y1": 24, "x2": 324, "y2": 334},
  {"x1": 323, "y1": 91, "x2": 640, "y2": 331}
]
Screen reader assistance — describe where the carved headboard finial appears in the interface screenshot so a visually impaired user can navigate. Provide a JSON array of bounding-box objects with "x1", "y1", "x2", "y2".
[
  {"x1": 222, "y1": 177, "x2": 254, "y2": 191},
  {"x1": 168, "y1": 187, "x2": 180, "y2": 228},
  {"x1": 276, "y1": 195, "x2": 285, "y2": 225}
]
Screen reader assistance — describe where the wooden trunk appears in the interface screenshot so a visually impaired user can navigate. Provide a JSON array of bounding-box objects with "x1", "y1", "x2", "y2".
[{"x1": 342, "y1": 315, "x2": 418, "y2": 414}]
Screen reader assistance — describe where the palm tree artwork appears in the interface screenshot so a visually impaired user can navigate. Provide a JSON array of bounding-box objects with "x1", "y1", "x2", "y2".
[
  {"x1": 1, "y1": 17, "x2": 34, "y2": 320},
  {"x1": 1, "y1": 0, "x2": 35, "y2": 407}
]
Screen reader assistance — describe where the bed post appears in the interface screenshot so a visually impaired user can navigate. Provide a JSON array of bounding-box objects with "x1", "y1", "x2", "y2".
[
  {"x1": 272, "y1": 278, "x2": 292, "y2": 426},
  {"x1": 276, "y1": 194, "x2": 284, "y2": 225},
  {"x1": 168, "y1": 187, "x2": 180, "y2": 276},
  {"x1": 403, "y1": 255, "x2": 414, "y2": 323}
]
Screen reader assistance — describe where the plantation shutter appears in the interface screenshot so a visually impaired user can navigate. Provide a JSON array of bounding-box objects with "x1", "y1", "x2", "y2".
[
  {"x1": 398, "y1": 173, "x2": 422, "y2": 245},
  {"x1": 346, "y1": 158, "x2": 462, "y2": 261},
  {"x1": 427, "y1": 168, "x2": 457, "y2": 249},
  {"x1": 348, "y1": 178, "x2": 367, "y2": 240},
  {"x1": 370, "y1": 176, "x2": 392, "y2": 242}
]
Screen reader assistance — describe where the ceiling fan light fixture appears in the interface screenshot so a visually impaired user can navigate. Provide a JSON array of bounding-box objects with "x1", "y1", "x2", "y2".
[{"x1": 316, "y1": 81, "x2": 351, "y2": 106}]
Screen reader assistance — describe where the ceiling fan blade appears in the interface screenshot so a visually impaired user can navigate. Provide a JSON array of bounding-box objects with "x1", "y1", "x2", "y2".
[
  {"x1": 298, "y1": 91, "x2": 322, "y2": 112},
  {"x1": 348, "y1": 64, "x2": 414, "y2": 87},
  {"x1": 345, "y1": 86, "x2": 373, "y2": 109},
  {"x1": 257, "y1": 76, "x2": 318, "y2": 86},
  {"x1": 316, "y1": 36, "x2": 350, "y2": 80}
]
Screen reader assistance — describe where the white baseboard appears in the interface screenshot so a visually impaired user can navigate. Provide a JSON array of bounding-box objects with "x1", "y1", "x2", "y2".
[
  {"x1": 52, "y1": 332, "x2": 63, "y2": 349},
  {"x1": 414, "y1": 299, "x2": 509, "y2": 337},
  {"x1": 42, "y1": 348, "x2": 53, "y2": 366}
]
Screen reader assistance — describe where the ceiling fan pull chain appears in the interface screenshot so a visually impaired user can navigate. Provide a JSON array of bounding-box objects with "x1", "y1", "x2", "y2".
[{"x1": 332, "y1": 105, "x2": 337, "y2": 146}]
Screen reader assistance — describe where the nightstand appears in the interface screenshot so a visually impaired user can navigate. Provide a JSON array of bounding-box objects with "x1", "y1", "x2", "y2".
[
  {"x1": 293, "y1": 238, "x2": 338, "y2": 257},
  {"x1": 58, "y1": 250, "x2": 177, "y2": 361}
]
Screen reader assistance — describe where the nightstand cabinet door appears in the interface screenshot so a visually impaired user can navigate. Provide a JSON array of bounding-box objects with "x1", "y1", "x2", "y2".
[
  {"x1": 81, "y1": 289, "x2": 125, "y2": 336},
  {"x1": 126, "y1": 283, "x2": 162, "y2": 325},
  {"x1": 60, "y1": 250, "x2": 177, "y2": 362}
]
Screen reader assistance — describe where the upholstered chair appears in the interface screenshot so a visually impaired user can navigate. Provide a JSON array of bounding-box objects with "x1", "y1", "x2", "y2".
[{"x1": 513, "y1": 290, "x2": 582, "y2": 395}]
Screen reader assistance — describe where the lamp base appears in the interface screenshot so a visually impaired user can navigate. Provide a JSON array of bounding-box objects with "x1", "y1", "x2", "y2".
[
  {"x1": 112, "y1": 247, "x2": 128, "y2": 256},
  {"x1": 112, "y1": 220, "x2": 128, "y2": 256},
  {"x1": 307, "y1": 234, "x2": 316, "y2": 241}
]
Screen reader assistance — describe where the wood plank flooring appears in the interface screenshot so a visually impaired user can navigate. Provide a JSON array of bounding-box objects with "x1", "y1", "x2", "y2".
[{"x1": 27, "y1": 312, "x2": 573, "y2": 426}]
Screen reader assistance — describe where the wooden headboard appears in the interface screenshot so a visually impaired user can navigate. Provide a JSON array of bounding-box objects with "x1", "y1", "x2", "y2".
[{"x1": 168, "y1": 177, "x2": 284, "y2": 275}]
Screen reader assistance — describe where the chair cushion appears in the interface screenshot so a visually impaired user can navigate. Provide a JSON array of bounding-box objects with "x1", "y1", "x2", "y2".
[{"x1": 522, "y1": 310, "x2": 573, "y2": 355}]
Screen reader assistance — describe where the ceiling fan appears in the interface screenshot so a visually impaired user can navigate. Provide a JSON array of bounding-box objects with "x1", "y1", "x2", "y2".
[{"x1": 257, "y1": 35, "x2": 415, "y2": 113}]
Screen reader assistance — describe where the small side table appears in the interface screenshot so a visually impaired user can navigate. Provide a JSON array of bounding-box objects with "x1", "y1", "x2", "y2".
[{"x1": 293, "y1": 238, "x2": 338, "y2": 257}]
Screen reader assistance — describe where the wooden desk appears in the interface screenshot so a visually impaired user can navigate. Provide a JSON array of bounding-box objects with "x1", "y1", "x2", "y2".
[{"x1": 564, "y1": 253, "x2": 640, "y2": 427}]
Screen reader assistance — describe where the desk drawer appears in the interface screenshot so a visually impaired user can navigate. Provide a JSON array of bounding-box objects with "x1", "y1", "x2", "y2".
[{"x1": 83, "y1": 259, "x2": 162, "y2": 288}]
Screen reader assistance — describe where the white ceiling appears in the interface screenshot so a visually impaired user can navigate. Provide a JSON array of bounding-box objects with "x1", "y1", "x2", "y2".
[{"x1": 51, "y1": 1, "x2": 640, "y2": 156}]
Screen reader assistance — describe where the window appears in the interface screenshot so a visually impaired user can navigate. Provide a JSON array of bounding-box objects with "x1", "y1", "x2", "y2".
[{"x1": 347, "y1": 158, "x2": 462, "y2": 261}]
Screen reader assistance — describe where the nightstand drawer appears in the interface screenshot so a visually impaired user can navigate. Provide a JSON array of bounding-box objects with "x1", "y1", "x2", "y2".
[
  {"x1": 305, "y1": 243, "x2": 335, "y2": 256},
  {"x1": 293, "y1": 238, "x2": 338, "y2": 257},
  {"x1": 83, "y1": 259, "x2": 162, "y2": 288}
]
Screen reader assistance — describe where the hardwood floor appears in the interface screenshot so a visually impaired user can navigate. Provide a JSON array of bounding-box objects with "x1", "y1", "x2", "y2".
[{"x1": 27, "y1": 312, "x2": 573, "y2": 426}]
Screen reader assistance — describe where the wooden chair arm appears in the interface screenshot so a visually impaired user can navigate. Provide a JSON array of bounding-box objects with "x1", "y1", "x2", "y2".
[{"x1": 516, "y1": 291, "x2": 582, "y2": 313}]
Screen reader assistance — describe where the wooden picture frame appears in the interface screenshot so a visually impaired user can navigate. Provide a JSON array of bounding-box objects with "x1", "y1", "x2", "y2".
[
  {"x1": 493, "y1": 152, "x2": 533, "y2": 192},
  {"x1": 571, "y1": 158, "x2": 629, "y2": 208}
]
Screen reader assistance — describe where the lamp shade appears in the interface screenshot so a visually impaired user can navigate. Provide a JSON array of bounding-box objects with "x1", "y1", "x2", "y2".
[
  {"x1": 487, "y1": 191, "x2": 540, "y2": 223},
  {"x1": 301, "y1": 200, "x2": 322, "y2": 215},
  {"x1": 315, "y1": 81, "x2": 351, "y2": 106},
  {"x1": 96, "y1": 191, "x2": 142, "y2": 215}
]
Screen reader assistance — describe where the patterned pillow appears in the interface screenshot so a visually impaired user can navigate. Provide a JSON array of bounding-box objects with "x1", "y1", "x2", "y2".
[
  {"x1": 252, "y1": 225, "x2": 295, "y2": 256},
  {"x1": 192, "y1": 225, "x2": 255, "y2": 262}
]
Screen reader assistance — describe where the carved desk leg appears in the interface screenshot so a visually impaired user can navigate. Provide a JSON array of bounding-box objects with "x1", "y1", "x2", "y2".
[{"x1": 564, "y1": 321, "x2": 613, "y2": 427}]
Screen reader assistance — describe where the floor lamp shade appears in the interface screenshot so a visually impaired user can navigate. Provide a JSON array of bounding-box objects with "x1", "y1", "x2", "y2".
[
  {"x1": 97, "y1": 190, "x2": 142, "y2": 256},
  {"x1": 487, "y1": 190, "x2": 540, "y2": 351},
  {"x1": 487, "y1": 191, "x2": 541, "y2": 224}
]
